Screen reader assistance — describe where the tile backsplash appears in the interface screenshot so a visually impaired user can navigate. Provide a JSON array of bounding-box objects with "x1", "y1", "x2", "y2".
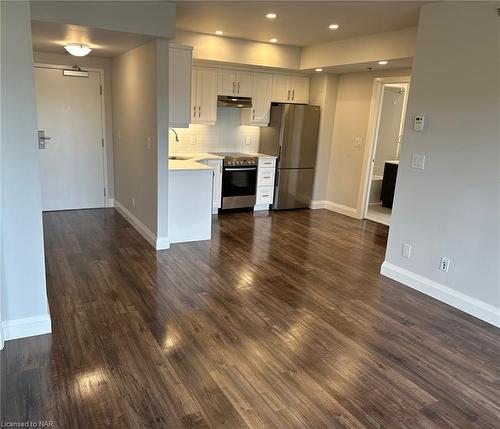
[{"x1": 169, "y1": 108, "x2": 261, "y2": 154}]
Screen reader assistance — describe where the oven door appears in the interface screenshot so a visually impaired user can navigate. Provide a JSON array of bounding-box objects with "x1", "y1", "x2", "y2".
[{"x1": 222, "y1": 166, "x2": 257, "y2": 209}]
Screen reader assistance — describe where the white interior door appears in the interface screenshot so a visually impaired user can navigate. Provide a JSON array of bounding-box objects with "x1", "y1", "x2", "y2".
[{"x1": 35, "y1": 67, "x2": 105, "y2": 211}]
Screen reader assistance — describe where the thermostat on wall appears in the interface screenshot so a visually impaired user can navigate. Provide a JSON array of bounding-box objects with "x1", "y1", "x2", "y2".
[{"x1": 413, "y1": 115, "x2": 425, "y2": 131}]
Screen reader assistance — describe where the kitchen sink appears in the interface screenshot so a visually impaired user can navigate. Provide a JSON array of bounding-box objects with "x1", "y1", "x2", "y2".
[{"x1": 168, "y1": 156, "x2": 192, "y2": 160}]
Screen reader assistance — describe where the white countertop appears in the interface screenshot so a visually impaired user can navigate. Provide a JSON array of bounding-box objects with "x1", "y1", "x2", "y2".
[
  {"x1": 168, "y1": 152, "x2": 277, "y2": 171},
  {"x1": 168, "y1": 152, "x2": 224, "y2": 171}
]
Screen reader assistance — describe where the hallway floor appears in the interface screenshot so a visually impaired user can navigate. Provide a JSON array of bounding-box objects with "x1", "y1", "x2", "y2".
[{"x1": 1, "y1": 209, "x2": 499, "y2": 428}]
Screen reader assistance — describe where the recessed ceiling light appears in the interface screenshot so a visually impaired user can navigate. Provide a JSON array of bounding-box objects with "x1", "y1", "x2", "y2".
[
  {"x1": 269, "y1": 38, "x2": 278, "y2": 43},
  {"x1": 329, "y1": 24, "x2": 339, "y2": 30},
  {"x1": 215, "y1": 30, "x2": 224, "y2": 35},
  {"x1": 266, "y1": 13, "x2": 277, "y2": 19},
  {"x1": 64, "y1": 43, "x2": 92, "y2": 57},
  {"x1": 378, "y1": 60, "x2": 388, "y2": 65},
  {"x1": 315, "y1": 68, "x2": 323, "y2": 72}
]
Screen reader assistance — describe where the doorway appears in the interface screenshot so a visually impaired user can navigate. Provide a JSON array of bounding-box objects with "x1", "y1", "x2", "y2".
[
  {"x1": 361, "y1": 78, "x2": 410, "y2": 226},
  {"x1": 34, "y1": 65, "x2": 107, "y2": 211}
]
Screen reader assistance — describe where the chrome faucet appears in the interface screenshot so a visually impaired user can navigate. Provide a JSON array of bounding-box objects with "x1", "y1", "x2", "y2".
[{"x1": 170, "y1": 128, "x2": 179, "y2": 143}]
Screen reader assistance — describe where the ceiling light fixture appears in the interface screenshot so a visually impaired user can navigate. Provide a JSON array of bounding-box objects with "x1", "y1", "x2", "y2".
[
  {"x1": 215, "y1": 30, "x2": 224, "y2": 35},
  {"x1": 378, "y1": 60, "x2": 388, "y2": 65},
  {"x1": 269, "y1": 38, "x2": 278, "y2": 43},
  {"x1": 315, "y1": 68, "x2": 323, "y2": 72},
  {"x1": 329, "y1": 24, "x2": 339, "y2": 30},
  {"x1": 266, "y1": 13, "x2": 277, "y2": 19},
  {"x1": 64, "y1": 43, "x2": 92, "y2": 57}
]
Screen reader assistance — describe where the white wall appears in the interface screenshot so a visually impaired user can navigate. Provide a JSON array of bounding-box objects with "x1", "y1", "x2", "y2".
[
  {"x1": 169, "y1": 108, "x2": 260, "y2": 154},
  {"x1": 325, "y1": 68, "x2": 412, "y2": 212},
  {"x1": 33, "y1": 51, "x2": 115, "y2": 200},
  {"x1": 383, "y1": 2, "x2": 500, "y2": 327},
  {"x1": 301, "y1": 27, "x2": 417, "y2": 71},
  {"x1": 309, "y1": 74, "x2": 339, "y2": 202},
  {"x1": 172, "y1": 30, "x2": 301, "y2": 70},
  {"x1": 1, "y1": 1, "x2": 51, "y2": 338},
  {"x1": 112, "y1": 40, "x2": 169, "y2": 248},
  {"x1": 30, "y1": 0, "x2": 176, "y2": 38}
]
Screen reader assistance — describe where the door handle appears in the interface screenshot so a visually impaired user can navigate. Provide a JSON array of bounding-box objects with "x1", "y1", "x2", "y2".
[
  {"x1": 233, "y1": 81, "x2": 236, "y2": 94},
  {"x1": 193, "y1": 105, "x2": 197, "y2": 118},
  {"x1": 252, "y1": 109, "x2": 255, "y2": 120},
  {"x1": 37, "y1": 130, "x2": 51, "y2": 149},
  {"x1": 237, "y1": 82, "x2": 240, "y2": 94},
  {"x1": 292, "y1": 90, "x2": 295, "y2": 100},
  {"x1": 287, "y1": 90, "x2": 290, "y2": 101},
  {"x1": 198, "y1": 106, "x2": 201, "y2": 117}
]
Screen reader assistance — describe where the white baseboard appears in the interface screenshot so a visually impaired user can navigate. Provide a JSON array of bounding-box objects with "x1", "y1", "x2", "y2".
[
  {"x1": 310, "y1": 200, "x2": 328, "y2": 209},
  {"x1": 2, "y1": 314, "x2": 52, "y2": 341},
  {"x1": 107, "y1": 198, "x2": 115, "y2": 208},
  {"x1": 254, "y1": 204, "x2": 270, "y2": 211},
  {"x1": 310, "y1": 200, "x2": 360, "y2": 219},
  {"x1": 114, "y1": 200, "x2": 170, "y2": 250},
  {"x1": 155, "y1": 236, "x2": 170, "y2": 250},
  {"x1": 381, "y1": 261, "x2": 500, "y2": 328}
]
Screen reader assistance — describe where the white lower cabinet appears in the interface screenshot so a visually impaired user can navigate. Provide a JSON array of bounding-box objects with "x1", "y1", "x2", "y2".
[
  {"x1": 255, "y1": 157, "x2": 276, "y2": 211},
  {"x1": 200, "y1": 158, "x2": 223, "y2": 213},
  {"x1": 256, "y1": 187, "x2": 274, "y2": 205}
]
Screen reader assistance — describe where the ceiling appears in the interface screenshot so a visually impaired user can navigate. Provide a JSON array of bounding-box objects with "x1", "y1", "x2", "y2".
[
  {"x1": 31, "y1": 21, "x2": 154, "y2": 58},
  {"x1": 176, "y1": 1, "x2": 425, "y2": 47}
]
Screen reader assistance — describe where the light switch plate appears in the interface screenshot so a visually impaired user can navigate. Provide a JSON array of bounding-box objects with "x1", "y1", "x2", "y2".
[
  {"x1": 411, "y1": 154, "x2": 426, "y2": 170},
  {"x1": 354, "y1": 137, "x2": 362, "y2": 147}
]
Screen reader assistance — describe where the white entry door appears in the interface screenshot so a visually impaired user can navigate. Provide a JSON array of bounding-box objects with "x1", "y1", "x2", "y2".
[{"x1": 35, "y1": 67, "x2": 105, "y2": 211}]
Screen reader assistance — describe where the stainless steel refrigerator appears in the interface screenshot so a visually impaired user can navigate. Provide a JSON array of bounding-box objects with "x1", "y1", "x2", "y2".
[{"x1": 259, "y1": 104, "x2": 320, "y2": 210}]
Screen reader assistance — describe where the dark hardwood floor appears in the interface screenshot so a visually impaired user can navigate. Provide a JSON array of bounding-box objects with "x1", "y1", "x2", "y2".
[{"x1": 1, "y1": 208, "x2": 499, "y2": 428}]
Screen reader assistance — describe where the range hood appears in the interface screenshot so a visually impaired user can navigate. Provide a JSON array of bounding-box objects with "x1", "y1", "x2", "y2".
[{"x1": 217, "y1": 95, "x2": 252, "y2": 108}]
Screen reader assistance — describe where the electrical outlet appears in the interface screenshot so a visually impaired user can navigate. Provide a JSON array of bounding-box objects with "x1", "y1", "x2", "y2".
[
  {"x1": 402, "y1": 243, "x2": 412, "y2": 258},
  {"x1": 411, "y1": 154, "x2": 426, "y2": 170},
  {"x1": 439, "y1": 257, "x2": 451, "y2": 272},
  {"x1": 354, "y1": 137, "x2": 362, "y2": 147},
  {"x1": 132, "y1": 197, "x2": 136, "y2": 208}
]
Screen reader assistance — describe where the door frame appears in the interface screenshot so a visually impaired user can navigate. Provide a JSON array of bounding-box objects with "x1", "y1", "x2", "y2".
[
  {"x1": 34, "y1": 63, "x2": 111, "y2": 208},
  {"x1": 357, "y1": 75, "x2": 411, "y2": 222}
]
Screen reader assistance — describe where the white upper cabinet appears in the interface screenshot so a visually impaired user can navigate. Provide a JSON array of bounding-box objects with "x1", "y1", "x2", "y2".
[
  {"x1": 271, "y1": 75, "x2": 292, "y2": 103},
  {"x1": 271, "y1": 74, "x2": 310, "y2": 104},
  {"x1": 242, "y1": 72, "x2": 273, "y2": 126},
  {"x1": 192, "y1": 67, "x2": 217, "y2": 124},
  {"x1": 236, "y1": 71, "x2": 253, "y2": 97},
  {"x1": 168, "y1": 45, "x2": 192, "y2": 128},
  {"x1": 218, "y1": 69, "x2": 237, "y2": 96},
  {"x1": 218, "y1": 69, "x2": 253, "y2": 97},
  {"x1": 290, "y1": 76, "x2": 310, "y2": 104}
]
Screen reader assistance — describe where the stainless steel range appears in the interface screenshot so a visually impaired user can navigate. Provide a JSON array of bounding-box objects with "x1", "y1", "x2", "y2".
[{"x1": 212, "y1": 153, "x2": 258, "y2": 210}]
